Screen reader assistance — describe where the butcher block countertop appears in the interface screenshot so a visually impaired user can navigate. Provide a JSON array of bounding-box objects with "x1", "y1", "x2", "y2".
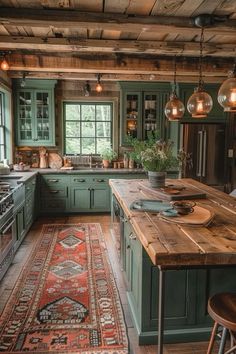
[{"x1": 109, "y1": 178, "x2": 236, "y2": 268}]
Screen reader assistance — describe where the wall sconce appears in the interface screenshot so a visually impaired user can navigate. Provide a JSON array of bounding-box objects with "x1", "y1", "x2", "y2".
[
  {"x1": 187, "y1": 27, "x2": 213, "y2": 118},
  {"x1": 165, "y1": 57, "x2": 185, "y2": 121},
  {"x1": 218, "y1": 61, "x2": 236, "y2": 112},
  {"x1": 95, "y1": 74, "x2": 103, "y2": 93},
  {"x1": 84, "y1": 81, "x2": 91, "y2": 96},
  {"x1": 0, "y1": 52, "x2": 10, "y2": 71}
]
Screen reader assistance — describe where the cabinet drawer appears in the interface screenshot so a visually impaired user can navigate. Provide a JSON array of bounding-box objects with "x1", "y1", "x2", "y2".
[
  {"x1": 42, "y1": 187, "x2": 68, "y2": 198},
  {"x1": 25, "y1": 178, "x2": 36, "y2": 196},
  {"x1": 70, "y1": 175, "x2": 92, "y2": 184},
  {"x1": 41, "y1": 198, "x2": 68, "y2": 212},
  {"x1": 92, "y1": 177, "x2": 109, "y2": 185},
  {"x1": 41, "y1": 175, "x2": 67, "y2": 186}
]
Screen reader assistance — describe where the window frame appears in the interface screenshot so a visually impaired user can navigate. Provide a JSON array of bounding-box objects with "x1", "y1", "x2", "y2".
[
  {"x1": 0, "y1": 92, "x2": 6, "y2": 162},
  {"x1": 63, "y1": 101, "x2": 114, "y2": 155}
]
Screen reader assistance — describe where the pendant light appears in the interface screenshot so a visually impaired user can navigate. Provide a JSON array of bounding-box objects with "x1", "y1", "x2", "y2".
[
  {"x1": 187, "y1": 27, "x2": 213, "y2": 118},
  {"x1": 218, "y1": 61, "x2": 236, "y2": 112},
  {"x1": 0, "y1": 53, "x2": 10, "y2": 71},
  {"x1": 95, "y1": 74, "x2": 103, "y2": 93},
  {"x1": 165, "y1": 56, "x2": 185, "y2": 121}
]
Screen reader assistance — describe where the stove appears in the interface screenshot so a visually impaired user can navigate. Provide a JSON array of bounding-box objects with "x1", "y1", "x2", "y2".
[{"x1": 0, "y1": 190, "x2": 14, "y2": 217}]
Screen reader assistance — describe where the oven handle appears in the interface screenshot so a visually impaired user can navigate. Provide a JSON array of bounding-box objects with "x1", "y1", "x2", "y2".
[{"x1": 1, "y1": 218, "x2": 14, "y2": 234}]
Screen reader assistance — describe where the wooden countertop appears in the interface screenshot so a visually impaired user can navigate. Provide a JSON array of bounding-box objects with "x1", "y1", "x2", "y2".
[{"x1": 109, "y1": 178, "x2": 236, "y2": 268}]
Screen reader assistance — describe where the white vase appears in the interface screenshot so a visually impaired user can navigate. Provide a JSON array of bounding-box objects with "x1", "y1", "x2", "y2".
[{"x1": 148, "y1": 171, "x2": 166, "y2": 188}]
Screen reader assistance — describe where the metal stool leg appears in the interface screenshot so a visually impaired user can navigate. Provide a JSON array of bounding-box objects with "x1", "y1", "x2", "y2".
[
  {"x1": 218, "y1": 327, "x2": 227, "y2": 354},
  {"x1": 207, "y1": 322, "x2": 218, "y2": 354}
]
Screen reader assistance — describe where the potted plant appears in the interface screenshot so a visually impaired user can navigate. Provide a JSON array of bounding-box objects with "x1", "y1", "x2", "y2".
[
  {"x1": 100, "y1": 146, "x2": 117, "y2": 168},
  {"x1": 140, "y1": 140, "x2": 179, "y2": 188}
]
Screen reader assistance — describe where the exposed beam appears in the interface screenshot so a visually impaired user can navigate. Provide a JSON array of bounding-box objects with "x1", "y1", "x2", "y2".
[
  {"x1": 6, "y1": 53, "x2": 231, "y2": 81},
  {"x1": 0, "y1": 8, "x2": 236, "y2": 36},
  {"x1": 0, "y1": 35, "x2": 236, "y2": 58},
  {"x1": 9, "y1": 70, "x2": 226, "y2": 83}
]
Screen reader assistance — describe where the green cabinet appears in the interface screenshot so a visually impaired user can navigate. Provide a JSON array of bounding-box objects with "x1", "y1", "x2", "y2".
[
  {"x1": 70, "y1": 175, "x2": 110, "y2": 212},
  {"x1": 179, "y1": 83, "x2": 226, "y2": 123},
  {"x1": 14, "y1": 203, "x2": 26, "y2": 251},
  {"x1": 25, "y1": 176, "x2": 37, "y2": 230},
  {"x1": 120, "y1": 213, "x2": 236, "y2": 344},
  {"x1": 119, "y1": 82, "x2": 179, "y2": 149},
  {"x1": 14, "y1": 79, "x2": 57, "y2": 146},
  {"x1": 40, "y1": 174, "x2": 69, "y2": 213}
]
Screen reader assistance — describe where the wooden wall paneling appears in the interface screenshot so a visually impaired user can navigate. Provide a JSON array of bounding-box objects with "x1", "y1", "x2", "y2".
[
  {"x1": 216, "y1": 0, "x2": 236, "y2": 15},
  {"x1": 151, "y1": 0, "x2": 186, "y2": 16},
  {"x1": 192, "y1": 0, "x2": 223, "y2": 16},
  {"x1": 104, "y1": 0, "x2": 131, "y2": 14},
  {"x1": 124, "y1": 0, "x2": 157, "y2": 15},
  {"x1": 174, "y1": 0, "x2": 205, "y2": 16}
]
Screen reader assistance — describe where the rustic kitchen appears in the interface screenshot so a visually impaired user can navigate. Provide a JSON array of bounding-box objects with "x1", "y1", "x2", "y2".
[{"x1": 0, "y1": 1, "x2": 236, "y2": 354}]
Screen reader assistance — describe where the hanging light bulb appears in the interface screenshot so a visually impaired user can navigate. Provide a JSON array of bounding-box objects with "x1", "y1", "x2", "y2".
[
  {"x1": 95, "y1": 74, "x2": 103, "y2": 93},
  {"x1": 165, "y1": 56, "x2": 185, "y2": 121},
  {"x1": 0, "y1": 55, "x2": 10, "y2": 71},
  {"x1": 218, "y1": 62, "x2": 236, "y2": 112},
  {"x1": 187, "y1": 27, "x2": 213, "y2": 118}
]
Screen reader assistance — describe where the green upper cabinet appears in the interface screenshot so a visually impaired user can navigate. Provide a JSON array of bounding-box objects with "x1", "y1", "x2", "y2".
[
  {"x1": 119, "y1": 82, "x2": 180, "y2": 149},
  {"x1": 14, "y1": 79, "x2": 57, "y2": 146},
  {"x1": 179, "y1": 83, "x2": 226, "y2": 123}
]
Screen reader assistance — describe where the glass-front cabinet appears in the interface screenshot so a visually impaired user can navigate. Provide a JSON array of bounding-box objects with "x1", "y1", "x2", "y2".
[
  {"x1": 119, "y1": 82, "x2": 176, "y2": 146},
  {"x1": 14, "y1": 80, "x2": 57, "y2": 146}
]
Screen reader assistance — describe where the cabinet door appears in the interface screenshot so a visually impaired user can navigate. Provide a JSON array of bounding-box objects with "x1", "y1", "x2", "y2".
[
  {"x1": 17, "y1": 90, "x2": 34, "y2": 144},
  {"x1": 143, "y1": 92, "x2": 158, "y2": 139},
  {"x1": 121, "y1": 91, "x2": 142, "y2": 145},
  {"x1": 35, "y1": 90, "x2": 53, "y2": 144},
  {"x1": 70, "y1": 186, "x2": 91, "y2": 211},
  {"x1": 91, "y1": 186, "x2": 110, "y2": 211},
  {"x1": 15, "y1": 81, "x2": 56, "y2": 146}
]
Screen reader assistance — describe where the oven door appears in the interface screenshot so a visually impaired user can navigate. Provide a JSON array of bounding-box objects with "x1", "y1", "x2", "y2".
[{"x1": 0, "y1": 213, "x2": 15, "y2": 280}]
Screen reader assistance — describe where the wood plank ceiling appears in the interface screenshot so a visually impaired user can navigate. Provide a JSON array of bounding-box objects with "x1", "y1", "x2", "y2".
[{"x1": 0, "y1": 0, "x2": 236, "y2": 82}]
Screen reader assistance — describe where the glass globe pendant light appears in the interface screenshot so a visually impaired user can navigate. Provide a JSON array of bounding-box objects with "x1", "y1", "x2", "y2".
[
  {"x1": 218, "y1": 62, "x2": 236, "y2": 112},
  {"x1": 165, "y1": 56, "x2": 185, "y2": 121},
  {"x1": 187, "y1": 27, "x2": 213, "y2": 118}
]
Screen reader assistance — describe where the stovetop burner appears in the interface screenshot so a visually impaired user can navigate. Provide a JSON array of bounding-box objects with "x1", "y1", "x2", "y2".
[{"x1": 0, "y1": 182, "x2": 11, "y2": 193}]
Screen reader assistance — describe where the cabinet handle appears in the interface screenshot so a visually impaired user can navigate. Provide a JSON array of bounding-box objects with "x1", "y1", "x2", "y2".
[
  {"x1": 96, "y1": 179, "x2": 105, "y2": 183},
  {"x1": 120, "y1": 216, "x2": 128, "y2": 223},
  {"x1": 26, "y1": 187, "x2": 31, "y2": 191},
  {"x1": 48, "y1": 179, "x2": 59, "y2": 183},
  {"x1": 74, "y1": 179, "x2": 86, "y2": 182},
  {"x1": 127, "y1": 245, "x2": 131, "y2": 249},
  {"x1": 129, "y1": 232, "x2": 136, "y2": 240},
  {"x1": 49, "y1": 190, "x2": 59, "y2": 194}
]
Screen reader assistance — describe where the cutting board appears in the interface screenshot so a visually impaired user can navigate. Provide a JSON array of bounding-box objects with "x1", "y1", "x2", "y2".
[
  {"x1": 159, "y1": 205, "x2": 214, "y2": 227},
  {"x1": 138, "y1": 181, "x2": 206, "y2": 200},
  {"x1": 48, "y1": 153, "x2": 63, "y2": 169}
]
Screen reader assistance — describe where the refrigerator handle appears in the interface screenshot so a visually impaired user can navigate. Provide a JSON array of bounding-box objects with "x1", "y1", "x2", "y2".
[
  {"x1": 202, "y1": 130, "x2": 207, "y2": 177},
  {"x1": 197, "y1": 131, "x2": 203, "y2": 177}
]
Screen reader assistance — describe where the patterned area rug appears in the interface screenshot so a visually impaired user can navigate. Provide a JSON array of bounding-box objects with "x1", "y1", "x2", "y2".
[{"x1": 0, "y1": 224, "x2": 128, "y2": 353}]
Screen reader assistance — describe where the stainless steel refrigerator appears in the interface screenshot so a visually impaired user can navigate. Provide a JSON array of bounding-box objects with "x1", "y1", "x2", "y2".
[{"x1": 182, "y1": 123, "x2": 226, "y2": 190}]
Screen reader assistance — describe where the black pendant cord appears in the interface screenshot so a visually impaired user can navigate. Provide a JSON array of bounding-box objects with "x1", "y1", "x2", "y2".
[
  {"x1": 198, "y1": 27, "x2": 204, "y2": 89},
  {"x1": 173, "y1": 55, "x2": 177, "y2": 96}
]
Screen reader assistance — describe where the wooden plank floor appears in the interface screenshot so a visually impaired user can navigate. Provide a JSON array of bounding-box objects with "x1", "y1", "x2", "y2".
[{"x1": 0, "y1": 214, "x2": 221, "y2": 354}]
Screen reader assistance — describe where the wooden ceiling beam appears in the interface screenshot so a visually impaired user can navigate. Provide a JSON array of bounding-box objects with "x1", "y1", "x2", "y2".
[
  {"x1": 0, "y1": 7, "x2": 236, "y2": 36},
  {"x1": 6, "y1": 53, "x2": 231, "y2": 81},
  {"x1": 0, "y1": 35, "x2": 236, "y2": 57},
  {"x1": 8, "y1": 71, "x2": 226, "y2": 83}
]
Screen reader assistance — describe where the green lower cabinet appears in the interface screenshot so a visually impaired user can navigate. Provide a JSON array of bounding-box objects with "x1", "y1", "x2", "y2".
[
  {"x1": 14, "y1": 203, "x2": 26, "y2": 251},
  {"x1": 122, "y1": 217, "x2": 236, "y2": 345},
  {"x1": 40, "y1": 174, "x2": 69, "y2": 213},
  {"x1": 70, "y1": 175, "x2": 111, "y2": 212}
]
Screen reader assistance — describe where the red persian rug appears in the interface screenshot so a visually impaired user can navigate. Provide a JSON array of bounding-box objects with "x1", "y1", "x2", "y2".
[{"x1": 0, "y1": 224, "x2": 128, "y2": 353}]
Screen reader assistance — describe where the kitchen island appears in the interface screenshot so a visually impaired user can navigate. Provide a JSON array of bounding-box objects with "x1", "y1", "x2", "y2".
[{"x1": 109, "y1": 178, "x2": 236, "y2": 352}]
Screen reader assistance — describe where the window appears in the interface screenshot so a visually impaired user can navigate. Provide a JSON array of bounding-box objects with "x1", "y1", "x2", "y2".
[
  {"x1": 0, "y1": 92, "x2": 5, "y2": 161},
  {"x1": 64, "y1": 102, "x2": 113, "y2": 155}
]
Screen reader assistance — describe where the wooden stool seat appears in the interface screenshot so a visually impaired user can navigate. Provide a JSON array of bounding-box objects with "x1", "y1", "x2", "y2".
[{"x1": 207, "y1": 293, "x2": 236, "y2": 354}]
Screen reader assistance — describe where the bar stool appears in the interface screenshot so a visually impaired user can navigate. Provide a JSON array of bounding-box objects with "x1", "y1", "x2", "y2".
[{"x1": 207, "y1": 293, "x2": 236, "y2": 354}]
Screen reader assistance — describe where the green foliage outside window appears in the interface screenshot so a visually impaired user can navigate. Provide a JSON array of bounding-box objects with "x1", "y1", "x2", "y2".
[{"x1": 64, "y1": 102, "x2": 113, "y2": 155}]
